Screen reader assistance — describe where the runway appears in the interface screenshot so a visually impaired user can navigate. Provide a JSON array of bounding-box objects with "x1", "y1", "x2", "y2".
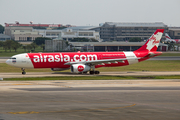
[
  {"x1": 1, "y1": 71, "x2": 180, "y2": 78},
  {"x1": 0, "y1": 80, "x2": 180, "y2": 120},
  {"x1": 148, "y1": 56, "x2": 180, "y2": 60}
]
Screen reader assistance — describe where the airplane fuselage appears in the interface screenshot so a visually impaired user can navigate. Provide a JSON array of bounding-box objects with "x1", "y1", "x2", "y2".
[{"x1": 6, "y1": 51, "x2": 161, "y2": 69}]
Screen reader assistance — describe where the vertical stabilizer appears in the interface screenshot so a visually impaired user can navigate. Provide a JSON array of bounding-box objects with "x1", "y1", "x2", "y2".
[
  {"x1": 135, "y1": 29, "x2": 164, "y2": 52},
  {"x1": 165, "y1": 33, "x2": 171, "y2": 39}
]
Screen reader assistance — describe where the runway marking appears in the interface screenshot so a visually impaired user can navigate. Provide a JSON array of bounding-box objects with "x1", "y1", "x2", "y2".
[
  {"x1": 8, "y1": 104, "x2": 136, "y2": 114},
  {"x1": 12, "y1": 84, "x2": 33, "y2": 85},
  {"x1": 34, "y1": 83, "x2": 72, "y2": 88},
  {"x1": 8, "y1": 111, "x2": 40, "y2": 114},
  {"x1": 0, "y1": 83, "x2": 72, "y2": 88},
  {"x1": 0, "y1": 100, "x2": 127, "y2": 104}
]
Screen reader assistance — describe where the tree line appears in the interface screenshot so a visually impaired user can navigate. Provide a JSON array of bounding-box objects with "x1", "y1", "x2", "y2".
[
  {"x1": 0, "y1": 40, "x2": 22, "y2": 52},
  {"x1": 0, "y1": 38, "x2": 49, "y2": 52},
  {"x1": 0, "y1": 24, "x2": 4, "y2": 34}
]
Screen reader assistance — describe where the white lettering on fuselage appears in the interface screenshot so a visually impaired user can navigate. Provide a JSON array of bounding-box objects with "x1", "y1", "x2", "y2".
[{"x1": 33, "y1": 54, "x2": 97, "y2": 63}]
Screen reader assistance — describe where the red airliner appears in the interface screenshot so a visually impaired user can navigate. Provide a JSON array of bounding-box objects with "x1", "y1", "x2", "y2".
[
  {"x1": 6, "y1": 29, "x2": 164, "y2": 75},
  {"x1": 165, "y1": 33, "x2": 180, "y2": 44}
]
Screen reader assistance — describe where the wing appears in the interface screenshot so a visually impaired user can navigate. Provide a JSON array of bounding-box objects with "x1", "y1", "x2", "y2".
[{"x1": 64, "y1": 57, "x2": 140, "y2": 66}]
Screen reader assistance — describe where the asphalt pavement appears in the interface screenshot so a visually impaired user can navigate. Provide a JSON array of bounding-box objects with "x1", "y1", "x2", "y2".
[{"x1": 0, "y1": 80, "x2": 180, "y2": 120}]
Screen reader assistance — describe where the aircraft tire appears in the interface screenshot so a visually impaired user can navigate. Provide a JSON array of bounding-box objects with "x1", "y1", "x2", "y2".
[
  {"x1": 83, "y1": 71, "x2": 88, "y2": 74},
  {"x1": 22, "y1": 71, "x2": 26, "y2": 75},
  {"x1": 95, "y1": 71, "x2": 100, "y2": 74},
  {"x1": 90, "y1": 71, "x2": 94, "y2": 74}
]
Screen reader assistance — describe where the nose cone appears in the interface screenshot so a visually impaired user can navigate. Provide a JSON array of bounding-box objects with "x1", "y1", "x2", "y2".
[{"x1": 6, "y1": 59, "x2": 11, "y2": 65}]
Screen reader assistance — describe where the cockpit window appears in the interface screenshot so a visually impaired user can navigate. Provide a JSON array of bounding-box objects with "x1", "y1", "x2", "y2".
[{"x1": 10, "y1": 57, "x2": 16, "y2": 63}]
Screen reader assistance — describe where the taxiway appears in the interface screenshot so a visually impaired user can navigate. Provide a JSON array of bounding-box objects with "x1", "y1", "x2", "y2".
[
  {"x1": 1, "y1": 71, "x2": 180, "y2": 78},
  {"x1": 0, "y1": 80, "x2": 180, "y2": 120}
]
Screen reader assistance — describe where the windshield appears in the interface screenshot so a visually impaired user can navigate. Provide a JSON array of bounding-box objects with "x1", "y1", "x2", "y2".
[{"x1": 10, "y1": 57, "x2": 16, "y2": 63}]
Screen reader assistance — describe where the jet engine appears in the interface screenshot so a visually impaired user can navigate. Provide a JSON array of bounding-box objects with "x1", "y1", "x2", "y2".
[
  {"x1": 71, "y1": 64, "x2": 91, "y2": 73},
  {"x1": 51, "y1": 68, "x2": 69, "y2": 71}
]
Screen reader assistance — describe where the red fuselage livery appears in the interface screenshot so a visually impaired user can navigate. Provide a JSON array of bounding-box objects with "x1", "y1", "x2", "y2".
[
  {"x1": 27, "y1": 51, "x2": 152, "y2": 68},
  {"x1": 6, "y1": 29, "x2": 164, "y2": 75}
]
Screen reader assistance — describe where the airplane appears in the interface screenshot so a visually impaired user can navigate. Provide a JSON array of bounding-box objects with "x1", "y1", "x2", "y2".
[
  {"x1": 165, "y1": 33, "x2": 180, "y2": 44},
  {"x1": 6, "y1": 29, "x2": 164, "y2": 75}
]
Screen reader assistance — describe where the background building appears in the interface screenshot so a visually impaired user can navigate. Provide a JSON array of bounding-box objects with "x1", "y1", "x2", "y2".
[
  {"x1": 5, "y1": 22, "x2": 74, "y2": 28},
  {"x1": 45, "y1": 39, "x2": 69, "y2": 52},
  {"x1": 34, "y1": 26, "x2": 101, "y2": 41},
  {"x1": 70, "y1": 42, "x2": 168, "y2": 52},
  {"x1": 168, "y1": 27, "x2": 180, "y2": 39},
  {"x1": 61, "y1": 26, "x2": 100, "y2": 41},
  {"x1": 0, "y1": 34, "x2": 11, "y2": 41},
  {"x1": 4, "y1": 26, "x2": 42, "y2": 41},
  {"x1": 100, "y1": 22, "x2": 168, "y2": 41},
  {"x1": 3, "y1": 22, "x2": 180, "y2": 53},
  {"x1": 33, "y1": 29, "x2": 62, "y2": 39}
]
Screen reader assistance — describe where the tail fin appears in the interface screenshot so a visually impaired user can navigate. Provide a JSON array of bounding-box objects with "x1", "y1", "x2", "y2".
[
  {"x1": 165, "y1": 33, "x2": 171, "y2": 39},
  {"x1": 135, "y1": 29, "x2": 164, "y2": 52}
]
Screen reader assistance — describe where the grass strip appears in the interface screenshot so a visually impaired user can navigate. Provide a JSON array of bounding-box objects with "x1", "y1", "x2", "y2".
[
  {"x1": 160, "y1": 53, "x2": 180, "y2": 56},
  {"x1": 3, "y1": 75, "x2": 180, "y2": 81}
]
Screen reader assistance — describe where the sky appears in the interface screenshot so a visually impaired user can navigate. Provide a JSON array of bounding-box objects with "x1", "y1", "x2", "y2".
[{"x1": 0, "y1": 0, "x2": 180, "y2": 26}]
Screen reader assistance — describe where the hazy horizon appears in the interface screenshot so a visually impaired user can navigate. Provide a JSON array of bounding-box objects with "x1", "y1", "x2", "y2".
[{"x1": 0, "y1": 0, "x2": 180, "y2": 27}]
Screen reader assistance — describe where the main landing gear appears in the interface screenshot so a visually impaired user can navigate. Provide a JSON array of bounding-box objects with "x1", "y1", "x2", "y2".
[
  {"x1": 21, "y1": 68, "x2": 26, "y2": 75},
  {"x1": 89, "y1": 70, "x2": 100, "y2": 75},
  {"x1": 79, "y1": 71, "x2": 100, "y2": 75},
  {"x1": 89, "y1": 65, "x2": 100, "y2": 75}
]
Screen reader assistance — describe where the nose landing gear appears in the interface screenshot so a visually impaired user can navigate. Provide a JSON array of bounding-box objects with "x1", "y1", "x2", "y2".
[{"x1": 21, "y1": 68, "x2": 26, "y2": 75}]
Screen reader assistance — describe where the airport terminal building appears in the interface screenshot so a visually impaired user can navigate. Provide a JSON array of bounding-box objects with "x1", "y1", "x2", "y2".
[
  {"x1": 169, "y1": 27, "x2": 180, "y2": 39},
  {"x1": 4, "y1": 22, "x2": 179, "y2": 42},
  {"x1": 4, "y1": 26, "x2": 42, "y2": 41},
  {"x1": 34, "y1": 26, "x2": 101, "y2": 41},
  {"x1": 0, "y1": 34, "x2": 11, "y2": 41},
  {"x1": 100, "y1": 22, "x2": 168, "y2": 41},
  {"x1": 2, "y1": 22, "x2": 178, "y2": 52},
  {"x1": 69, "y1": 42, "x2": 168, "y2": 52}
]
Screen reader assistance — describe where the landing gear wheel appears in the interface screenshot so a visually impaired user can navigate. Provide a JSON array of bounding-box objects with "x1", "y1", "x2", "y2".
[
  {"x1": 22, "y1": 71, "x2": 26, "y2": 75},
  {"x1": 94, "y1": 71, "x2": 100, "y2": 74},
  {"x1": 21, "y1": 68, "x2": 26, "y2": 75},
  {"x1": 89, "y1": 71, "x2": 94, "y2": 75}
]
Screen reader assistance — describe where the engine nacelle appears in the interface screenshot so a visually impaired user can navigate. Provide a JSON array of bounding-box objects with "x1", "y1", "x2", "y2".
[
  {"x1": 71, "y1": 64, "x2": 91, "y2": 73},
  {"x1": 51, "y1": 68, "x2": 69, "y2": 71}
]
